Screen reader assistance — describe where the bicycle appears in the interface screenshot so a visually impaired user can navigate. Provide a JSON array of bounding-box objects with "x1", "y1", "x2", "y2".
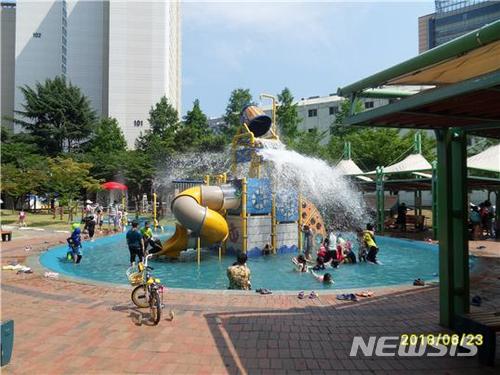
[{"x1": 127, "y1": 254, "x2": 172, "y2": 325}]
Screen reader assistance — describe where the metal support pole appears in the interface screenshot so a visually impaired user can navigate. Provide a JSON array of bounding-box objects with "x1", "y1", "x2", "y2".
[
  {"x1": 376, "y1": 167, "x2": 385, "y2": 233},
  {"x1": 496, "y1": 191, "x2": 500, "y2": 239},
  {"x1": 435, "y1": 128, "x2": 469, "y2": 328},
  {"x1": 298, "y1": 195, "x2": 303, "y2": 252},
  {"x1": 450, "y1": 128, "x2": 469, "y2": 320},
  {"x1": 241, "y1": 178, "x2": 247, "y2": 253},
  {"x1": 271, "y1": 193, "x2": 277, "y2": 253},
  {"x1": 432, "y1": 161, "x2": 438, "y2": 239},
  {"x1": 197, "y1": 237, "x2": 201, "y2": 265},
  {"x1": 153, "y1": 192, "x2": 158, "y2": 229}
]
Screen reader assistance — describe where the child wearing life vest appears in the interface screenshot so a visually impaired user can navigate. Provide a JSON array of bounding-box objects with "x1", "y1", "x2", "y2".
[{"x1": 67, "y1": 223, "x2": 83, "y2": 263}]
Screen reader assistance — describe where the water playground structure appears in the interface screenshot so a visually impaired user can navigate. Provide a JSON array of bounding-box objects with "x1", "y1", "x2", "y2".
[{"x1": 156, "y1": 105, "x2": 326, "y2": 261}]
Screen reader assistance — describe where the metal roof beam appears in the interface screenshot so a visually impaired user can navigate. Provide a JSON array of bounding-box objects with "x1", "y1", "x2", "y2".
[
  {"x1": 401, "y1": 111, "x2": 500, "y2": 123},
  {"x1": 344, "y1": 70, "x2": 500, "y2": 126},
  {"x1": 338, "y1": 19, "x2": 500, "y2": 97}
]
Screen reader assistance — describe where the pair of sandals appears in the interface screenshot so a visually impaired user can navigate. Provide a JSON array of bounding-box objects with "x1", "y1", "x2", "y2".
[
  {"x1": 336, "y1": 293, "x2": 359, "y2": 302},
  {"x1": 355, "y1": 291, "x2": 374, "y2": 298},
  {"x1": 298, "y1": 291, "x2": 318, "y2": 299},
  {"x1": 413, "y1": 278, "x2": 425, "y2": 286},
  {"x1": 256, "y1": 288, "x2": 272, "y2": 295}
]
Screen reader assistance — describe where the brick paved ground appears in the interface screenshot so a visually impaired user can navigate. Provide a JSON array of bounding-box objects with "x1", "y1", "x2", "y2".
[{"x1": 1, "y1": 230, "x2": 499, "y2": 374}]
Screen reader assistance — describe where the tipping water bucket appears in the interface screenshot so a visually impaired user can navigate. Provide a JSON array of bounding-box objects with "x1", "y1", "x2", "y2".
[{"x1": 240, "y1": 105, "x2": 272, "y2": 137}]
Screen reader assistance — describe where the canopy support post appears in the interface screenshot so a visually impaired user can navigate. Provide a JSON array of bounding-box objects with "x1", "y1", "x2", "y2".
[
  {"x1": 432, "y1": 161, "x2": 438, "y2": 239},
  {"x1": 436, "y1": 128, "x2": 469, "y2": 328},
  {"x1": 376, "y1": 167, "x2": 385, "y2": 233}
]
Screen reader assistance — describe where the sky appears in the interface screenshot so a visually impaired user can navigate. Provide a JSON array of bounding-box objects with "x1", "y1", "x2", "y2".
[{"x1": 181, "y1": 0, "x2": 435, "y2": 118}]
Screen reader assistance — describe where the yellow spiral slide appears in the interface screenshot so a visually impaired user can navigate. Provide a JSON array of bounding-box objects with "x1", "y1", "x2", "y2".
[{"x1": 156, "y1": 185, "x2": 240, "y2": 257}]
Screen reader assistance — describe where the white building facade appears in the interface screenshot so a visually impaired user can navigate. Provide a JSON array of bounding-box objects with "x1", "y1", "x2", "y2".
[
  {"x1": 11, "y1": 0, "x2": 181, "y2": 147},
  {"x1": 1, "y1": 1, "x2": 16, "y2": 129}
]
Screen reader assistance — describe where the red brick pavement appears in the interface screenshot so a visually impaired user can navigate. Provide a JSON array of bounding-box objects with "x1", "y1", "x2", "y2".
[{"x1": 1, "y1": 233, "x2": 499, "y2": 374}]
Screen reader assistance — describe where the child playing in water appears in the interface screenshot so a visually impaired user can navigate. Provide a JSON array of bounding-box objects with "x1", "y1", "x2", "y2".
[
  {"x1": 357, "y1": 228, "x2": 367, "y2": 262},
  {"x1": 292, "y1": 254, "x2": 309, "y2": 273},
  {"x1": 343, "y1": 241, "x2": 357, "y2": 263},
  {"x1": 67, "y1": 223, "x2": 83, "y2": 263},
  {"x1": 312, "y1": 256, "x2": 326, "y2": 271},
  {"x1": 311, "y1": 270, "x2": 334, "y2": 284},
  {"x1": 363, "y1": 223, "x2": 379, "y2": 264}
]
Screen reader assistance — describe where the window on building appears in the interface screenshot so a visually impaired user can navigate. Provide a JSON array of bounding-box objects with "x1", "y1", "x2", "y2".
[
  {"x1": 364, "y1": 101, "x2": 374, "y2": 109},
  {"x1": 329, "y1": 106, "x2": 339, "y2": 115},
  {"x1": 308, "y1": 109, "x2": 317, "y2": 117}
]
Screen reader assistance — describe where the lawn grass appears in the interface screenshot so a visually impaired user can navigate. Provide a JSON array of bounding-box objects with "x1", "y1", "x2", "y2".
[
  {"x1": 1, "y1": 210, "x2": 71, "y2": 231},
  {"x1": 1, "y1": 209, "x2": 176, "y2": 231}
]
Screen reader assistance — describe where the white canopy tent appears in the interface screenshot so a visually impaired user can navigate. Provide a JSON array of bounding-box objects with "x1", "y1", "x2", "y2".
[
  {"x1": 335, "y1": 159, "x2": 372, "y2": 181},
  {"x1": 364, "y1": 153, "x2": 432, "y2": 175},
  {"x1": 467, "y1": 144, "x2": 500, "y2": 173}
]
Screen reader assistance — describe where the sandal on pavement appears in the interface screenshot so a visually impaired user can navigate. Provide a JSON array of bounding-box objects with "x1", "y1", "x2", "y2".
[
  {"x1": 298, "y1": 291, "x2": 305, "y2": 299},
  {"x1": 471, "y1": 295, "x2": 482, "y2": 307},
  {"x1": 355, "y1": 291, "x2": 374, "y2": 298},
  {"x1": 309, "y1": 291, "x2": 318, "y2": 299}
]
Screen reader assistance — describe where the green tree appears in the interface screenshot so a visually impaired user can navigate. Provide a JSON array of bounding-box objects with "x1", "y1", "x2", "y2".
[
  {"x1": 342, "y1": 128, "x2": 415, "y2": 171},
  {"x1": 46, "y1": 157, "x2": 101, "y2": 221},
  {"x1": 122, "y1": 150, "x2": 155, "y2": 209},
  {"x1": 86, "y1": 117, "x2": 127, "y2": 153},
  {"x1": 1, "y1": 127, "x2": 48, "y2": 209},
  {"x1": 177, "y1": 99, "x2": 227, "y2": 152},
  {"x1": 14, "y1": 76, "x2": 96, "y2": 155},
  {"x1": 183, "y1": 99, "x2": 210, "y2": 140},
  {"x1": 276, "y1": 88, "x2": 301, "y2": 143},
  {"x1": 289, "y1": 128, "x2": 329, "y2": 158},
  {"x1": 222, "y1": 88, "x2": 253, "y2": 139},
  {"x1": 136, "y1": 96, "x2": 179, "y2": 160},
  {"x1": 82, "y1": 118, "x2": 128, "y2": 181},
  {"x1": 329, "y1": 98, "x2": 364, "y2": 138},
  {"x1": 1, "y1": 161, "x2": 48, "y2": 211}
]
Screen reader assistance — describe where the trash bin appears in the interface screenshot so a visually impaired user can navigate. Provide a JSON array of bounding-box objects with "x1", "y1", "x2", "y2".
[{"x1": 1, "y1": 320, "x2": 14, "y2": 366}]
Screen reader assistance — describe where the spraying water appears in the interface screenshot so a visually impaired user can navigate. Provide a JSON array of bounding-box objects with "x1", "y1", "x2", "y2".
[
  {"x1": 258, "y1": 143, "x2": 368, "y2": 230},
  {"x1": 154, "y1": 139, "x2": 368, "y2": 230}
]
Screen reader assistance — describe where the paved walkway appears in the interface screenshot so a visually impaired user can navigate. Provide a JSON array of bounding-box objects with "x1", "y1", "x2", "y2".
[{"x1": 1, "y1": 230, "x2": 499, "y2": 374}]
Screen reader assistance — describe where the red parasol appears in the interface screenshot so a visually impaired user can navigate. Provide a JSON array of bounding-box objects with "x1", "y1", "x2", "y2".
[{"x1": 101, "y1": 181, "x2": 128, "y2": 191}]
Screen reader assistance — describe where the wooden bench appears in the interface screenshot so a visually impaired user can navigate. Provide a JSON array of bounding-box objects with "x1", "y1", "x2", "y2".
[
  {"x1": 455, "y1": 311, "x2": 500, "y2": 366},
  {"x1": 1, "y1": 231, "x2": 12, "y2": 242}
]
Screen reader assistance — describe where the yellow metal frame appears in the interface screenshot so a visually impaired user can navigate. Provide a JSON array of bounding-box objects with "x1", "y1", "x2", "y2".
[
  {"x1": 241, "y1": 177, "x2": 247, "y2": 253},
  {"x1": 153, "y1": 193, "x2": 158, "y2": 229},
  {"x1": 271, "y1": 193, "x2": 277, "y2": 253},
  {"x1": 298, "y1": 194, "x2": 303, "y2": 251}
]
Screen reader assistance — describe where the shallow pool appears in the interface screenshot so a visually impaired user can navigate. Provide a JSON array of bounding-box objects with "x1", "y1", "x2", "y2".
[{"x1": 40, "y1": 228, "x2": 442, "y2": 291}]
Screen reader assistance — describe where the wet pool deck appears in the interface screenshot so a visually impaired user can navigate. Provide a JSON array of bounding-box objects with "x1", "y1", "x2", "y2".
[{"x1": 1, "y1": 229, "x2": 499, "y2": 374}]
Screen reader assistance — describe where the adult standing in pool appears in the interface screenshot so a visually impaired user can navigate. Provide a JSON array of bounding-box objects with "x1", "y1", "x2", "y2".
[
  {"x1": 126, "y1": 221, "x2": 144, "y2": 266},
  {"x1": 227, "y1": 253, "x2": 251, "y2": 290}
]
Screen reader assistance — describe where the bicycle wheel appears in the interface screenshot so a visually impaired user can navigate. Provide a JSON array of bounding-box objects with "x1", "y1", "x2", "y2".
[
  {"x1": 131, "y1": 285, "x2": 149, "y2": 308},
  {"x1": 149, "y1": 289, "x2": 162, "y2": 325}
]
